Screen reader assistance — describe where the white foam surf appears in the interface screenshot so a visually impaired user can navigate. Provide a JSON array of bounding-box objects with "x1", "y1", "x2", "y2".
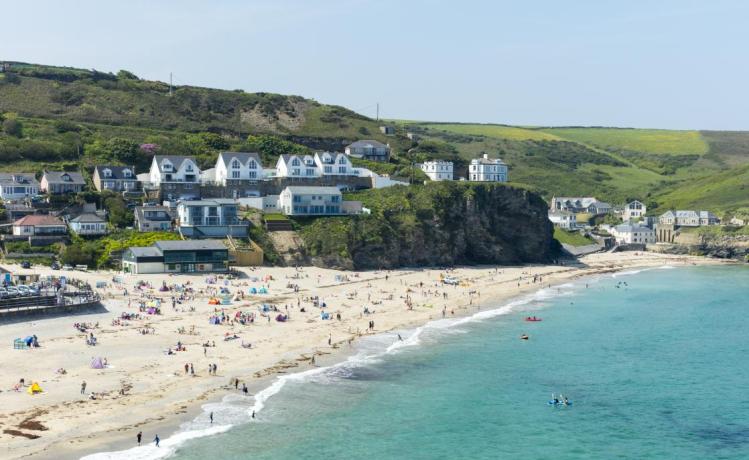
[{"x1": 84, "y1": 280, "x2": 581, "y2": 460}]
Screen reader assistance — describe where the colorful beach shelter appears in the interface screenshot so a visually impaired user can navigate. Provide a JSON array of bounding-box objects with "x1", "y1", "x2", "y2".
[
  {"x1": 91, "y1": 357, "x2": 105, "y2": 369},
  {"x1": 27, "y1": 382, "x2": 43, "y2": 394}
]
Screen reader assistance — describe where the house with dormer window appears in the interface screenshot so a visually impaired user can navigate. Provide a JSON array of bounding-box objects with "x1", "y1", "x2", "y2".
[
  {"x1": 314, "y1": 152, "x2": 356, "y2": 176},
  {"x1": 214, "y1": 152, "x2": 264, "y2": 185},
  {"x1": 92, "y1": 166, "x2": 140, "y2": 192},
  {"x1": 148, "y1": 156, "x2": 201, "y2": 187},
  {"x1": 276, "y1": 154, "x2": 320, "y2": 178},
  {"x1": 40, "y1": 171, "x2": 86, "y2": 194},
  {"x1": 0, "y1": 173, "x2": 40, "y2": 201}
]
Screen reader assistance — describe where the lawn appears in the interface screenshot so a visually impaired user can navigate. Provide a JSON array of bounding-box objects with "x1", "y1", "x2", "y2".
[
  {"x1": 540, "y1": 128, "x2": 709, "y2": 155},
  {"x1": 553, "y1": 228, "x2": 596, "y2": 246}
]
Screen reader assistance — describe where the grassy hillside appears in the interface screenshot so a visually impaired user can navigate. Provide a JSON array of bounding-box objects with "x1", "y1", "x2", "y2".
[{"x1": 2, "y1": 61, "x2": 749, "y2": 214}]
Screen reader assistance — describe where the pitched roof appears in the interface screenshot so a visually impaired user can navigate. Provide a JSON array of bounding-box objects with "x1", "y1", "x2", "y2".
[
  {"x1": 153, "y1": 155, "x2": 197, "y2": 172},
  {"x1": 94, "y1": 165, "x2": 137, "y2": 180},
  {"x1": 346, "y1": 140, "x2": 388, "y2": 149},
  {"x1": 127, "y1": 246, "x2": 163, "y2": 258},
  {"x1": 135, "y1": 206, "x2": 173, "y2": 222},
  {"x1": 217, "y1": 152, "x2": 263, "y2": 167},
  {"x1": 614, "y1": 224, "x2": 652, "y2": 233},
  {"x1": 43, "y1": 171, "x2": 85, "y2": 185},
  {"x1": 178, "y1": 199, "x2": 237, "y2": 206},
  {"x1": 70, "y1": 213, "x2": 106, "y2": 223},
  {"x1": 155, "y1": 240, "x2": 227, "y2": 251},
  {"x1": 13, "y1": 214, "x2": 65, "y2": 226},
  {"x1": 471, "y1": 156, "x2": 506, "y2": 165},
  {"x1": 0, "y1": 173, "x2": 39, "y2": 186},
  {"x1": 284, "y1": 186, "x2": 342, "y2": 195}
]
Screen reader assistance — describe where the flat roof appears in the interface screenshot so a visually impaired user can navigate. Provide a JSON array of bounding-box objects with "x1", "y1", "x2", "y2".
[{"x1": 154, "y1": 240, "x2": 227, "y2": 251}]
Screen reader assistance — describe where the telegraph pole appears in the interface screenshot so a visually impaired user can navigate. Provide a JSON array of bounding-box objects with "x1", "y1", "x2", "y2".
[
  {"x1": 376, "y1": 103, "x2": 379, "y2": 121},
  {"x1": 169, "y1": 72, "x2": 173, "y2": 96}
]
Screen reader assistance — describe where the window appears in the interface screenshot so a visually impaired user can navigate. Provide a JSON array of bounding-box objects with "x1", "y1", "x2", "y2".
[
  {"x1": 291, "y1": 158, "x2": 301, "y2": 166},
  {"x1": 185, "y1": 164, "x2": 193, "y2": 172},
  {"x1": 249, "y1": 171, "x2": 257, "y2": 179},
  {"x1": 231, "y1": 171, "x2": 240, "y2": 179},
  {"x1": 292, "y1": 169, "x2": 300, "y2": 176},
  {"x1": 249, "y1": 160, "x2": 257, "y2": 169},
  {"x1": 232, "y1": 159, "x2": 240, "y2": 169},
  {"x1": 103, "y1": 169, "x2": 112, "y2": 178},
  {"x1": 324, "y1": 166, "x2": 332, "y2": 173},
  {"x1": 306, "y1": 168, "x2": 315, "y2": 176},
  {"x1": 338, "y1": 166, "x2": 346, "y2": 174},
  {"x1": 338, "y1": 157, "x2": 346, "y2": 164},
  {"x1": 123, "y1": 169, "x2": 132, "y2": 178},
  {"x1": 293, "y1": 195, "x2": 301, "y2": 203},
  {"x1": 331, "y1": 195, "x2": 340, "y2": 203}
]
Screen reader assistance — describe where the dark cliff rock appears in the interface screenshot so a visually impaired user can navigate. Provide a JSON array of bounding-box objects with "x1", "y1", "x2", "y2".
[{"x1": 299, "y1": 182, "x2": 557, "y2": 270}]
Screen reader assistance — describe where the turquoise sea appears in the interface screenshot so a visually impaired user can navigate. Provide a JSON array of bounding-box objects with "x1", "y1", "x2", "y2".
[{"x1": 89, "y1": 265, "x2": 749, "y2": 460}]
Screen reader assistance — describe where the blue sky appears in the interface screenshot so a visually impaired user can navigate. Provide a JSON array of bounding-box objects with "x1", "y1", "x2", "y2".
[{"x1": 4, "y1": 0, "x2": 748, "y2": 129}]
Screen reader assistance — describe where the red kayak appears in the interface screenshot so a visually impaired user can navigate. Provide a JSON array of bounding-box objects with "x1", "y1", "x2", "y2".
[{"x1": 525, "y1": 317, "x2": 542, "y2": 322}]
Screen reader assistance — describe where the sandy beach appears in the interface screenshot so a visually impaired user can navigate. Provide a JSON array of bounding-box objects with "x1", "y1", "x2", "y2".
[{"x1": 0, "y1": 252, "x2": 731, "y2": 459}]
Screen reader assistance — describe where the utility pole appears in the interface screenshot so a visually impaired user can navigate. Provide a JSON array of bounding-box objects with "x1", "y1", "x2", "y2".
[
  {"x1": 376, "y1": 103, "x2": 379, "y2": 121},
  {"x1": 169, "y1": 72, "x2": 173, "y2": 96}
]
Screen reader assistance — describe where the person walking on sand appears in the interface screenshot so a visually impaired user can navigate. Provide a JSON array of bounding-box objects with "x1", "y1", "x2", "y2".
[
  {"x1": 137, "y1": 431, "x2": 142, "y2": 445},
  {"x1": 154, "y1": 434, "x2": 160, "y2": 447},
  {"x1": 80, "y1": 380, "x2": 86, "y2": 394},
  {"x1": 328, "y1": 333, "x2": 332, "y2": 346},
  {"x1": 210, "y1": 412, "x2": 214, "y2": 424}
]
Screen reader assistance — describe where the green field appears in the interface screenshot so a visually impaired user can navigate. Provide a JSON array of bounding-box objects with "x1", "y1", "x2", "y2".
[
  {"x1": 540, "y1": 128, "x2": 709, "y2": 155},
  {"x1": 417, "y1": 123, "x2": 559, "y2": 141}
]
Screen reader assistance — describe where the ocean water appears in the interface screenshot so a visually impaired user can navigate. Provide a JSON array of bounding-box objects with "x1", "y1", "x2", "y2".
[{"x1": 88, "y1": 265, "x2": 749, "y2": 460}]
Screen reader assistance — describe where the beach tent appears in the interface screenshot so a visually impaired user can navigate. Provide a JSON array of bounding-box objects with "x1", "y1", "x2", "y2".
[
  {"x1": 91, "y1": 357, "x2": 105, "y2": 369},
  {"x1": 258, "y1": 287, "x2": 268, "y2": 294},
  {"x1": 249, "y1": 287, "x2": 258, "y2": 294},
  {"x1": 27, "y1": 382, "x2": 42, "y2": 394}
]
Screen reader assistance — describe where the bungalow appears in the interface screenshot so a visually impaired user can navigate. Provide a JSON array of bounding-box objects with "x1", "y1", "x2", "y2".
[
  {"x1": 610, "y1": 223, "x2": 656, "y2": 245},
  {"x1": 623, "y1": 200, "x2": 647, "y2": 221},
  {"x1": 92, "y1": 166, "x2": 139, "y2": 192},
  {"x1": 40, "y1": 171, "x2": 86, "y2": 194},
  {"x1": 0, "y1": 173, "x2": 39, "y2": 201},
  {"x1": 12, "y1": 214, "x2": 67, "y2": 236},
  {"x1": 122, "y1": 240, "x2": 229, "y2": 274},
  {"x1": 344, "y1": 140, "x2": 391, "y2": 162},
  {"x1": 176, "y1": 199, "x2": 249, "y2": 238},
  {"x1": 468, "y1": 154, "x2": 508, "y2": 182},
  {"x1": 148, "y1": 155, "x2": 201, "y2": 187},
  {"x1": 214, "y1": 152, "x2": 264, "y2": 185},
  {"x1": 278, "y1": 186, "x2": 343, "y2": 216},
  {"x1": 69, "y1": 213, "x2": 108, "y2": 236},
  {"x1": 420, "y1": 160, "x2": 453, "y2": 181},
  {"x1": 548, "y1": 210, "x2": 577, "y2": 229},
  {"x1": 379, "y1": 126, "x2": 395, "y2": 135},
  {"x1": 134, "y1": 206, "x2": 174, "y2": 232}
]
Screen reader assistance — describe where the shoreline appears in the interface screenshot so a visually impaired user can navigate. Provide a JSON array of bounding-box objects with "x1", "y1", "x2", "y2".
[{"x1": 0, "y1": 253, "x2": 735, "y2": 460}]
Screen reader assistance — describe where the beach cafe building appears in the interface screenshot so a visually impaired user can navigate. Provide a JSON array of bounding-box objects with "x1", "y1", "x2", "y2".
[{"x1": 122, "y1": 240, "x2": 229, "y2": 274}]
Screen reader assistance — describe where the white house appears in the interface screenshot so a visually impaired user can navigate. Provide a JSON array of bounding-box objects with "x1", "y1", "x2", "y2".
[
  {"x1": 469, "y1": 154, "x2": 508, "y2": 182},
  {"x1": 176, "y1": 199, "x2": 248, "y2": 238},
  {"x1": 314, "y1": 152, "x2": 356, "y2": 176},
  {"x1": 658, "y1": 210, "x2": 719, "y2": 227},
  {"x1": 551, "y1": 196, "x2": 612, "y2": 215},
  {"x1": 623, "y1": 200, "x2": 647, "y2": 221},
  {"x1": 278, "y1": 186, "x2": 344, "y2": 216},
  {"x1": 420, "y1": 160, "x2": 453, "y2": 181},
  {"x1": 0, "y1": 173, "x2": 40, "y2": 201},
  {"x1": 69, "y1": 213, "x2": 108, "y2": 236},
  {"x1": 345, "y1": 140, "x2": 391, "y2": 162},
  {"x1": 610, "y1": 224, "x2": 656, "y2": 245},
  {"x1": 276, "y1": 154, "x2": 320, "y2": 178},
  {"x1": 148, "y1": 156, "x2": 201, "y2": 186},
  {"x1": 12, "y1": 215, "x2": 67, "y2": 236},
  {"x1": 548, "y1": 210, "x2": 577, "y2": 229},
  {"x1": 214, "y1": 152, "x2": 264, "y2": 185}
]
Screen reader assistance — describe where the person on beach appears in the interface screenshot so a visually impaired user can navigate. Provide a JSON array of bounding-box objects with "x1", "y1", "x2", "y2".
[
  {"x1": 242, "y1": 383, "x2": 248, "y2": 395},
  {"x1": 210, "y1": 412, "x2": 214, "y2": 424},
  {"x1": 154, "y1": 434, "x2": 160, "y2": 447},
  {"x1": 137, "y1": 431, "x2": 142, "y2": 445},
  {"x1": 252, "y1": 410, "x2": 256, "y2": 419},
  {"x1": 80, "y1": 380, "x2": 86, "y2": 394}
]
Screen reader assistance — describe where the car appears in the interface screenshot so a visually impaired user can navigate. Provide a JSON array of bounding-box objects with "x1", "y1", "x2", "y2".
[
  {"x1": 442, "y1": 276, "x2": 460, "y2": 286},
  {"x1": 0, "y1": 288, "x2": 8, "y2": 299},
  {"x1": 62, "y1": 264, "x2": 73, "y2": 270},
  {"x1": 17, "y1": 286, "x2": 31, "y2": 296},
  {"x1": 6, "y1": 287, "x2": 19, "y2": 297},
  {"x1": 20, "y1": 261, "x2": 31, "y2": 269},
  {"x1": 26, "y1": 285, "x2": 40, "y2": 295}
]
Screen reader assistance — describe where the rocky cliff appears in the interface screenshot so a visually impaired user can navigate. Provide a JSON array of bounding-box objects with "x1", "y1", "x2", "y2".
[
  {"x1": 652, "y1": 233, "x2": 749, "y2": 261},
  {"x1": 299, "y1": 182, "x2": 557, "y2": 270}
]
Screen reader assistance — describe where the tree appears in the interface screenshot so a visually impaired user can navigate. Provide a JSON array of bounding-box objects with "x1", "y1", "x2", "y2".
[
  {"x1": 243, "y1": 135, "x2": 308, "y2": 163},
  {"x1": 187, "y1": 132, "x2": 230, "y2": 153},
  {"x1": 3, "y1": 118, "x2": 23, "y2": 138},
  {"x1": 105, "y1": 137, "x2": 140, "y2": 164},
  {"x1": 103, "y1": 193, "x2": 133, "y2": 228},
  {"x1": 117, "y1": 70, "x2": 139, "y2": 80}
]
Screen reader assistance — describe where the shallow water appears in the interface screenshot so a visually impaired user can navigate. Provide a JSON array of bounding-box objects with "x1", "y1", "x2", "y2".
[{"x1": 90, "y1": 265, "x2": 749, "y2": 460}]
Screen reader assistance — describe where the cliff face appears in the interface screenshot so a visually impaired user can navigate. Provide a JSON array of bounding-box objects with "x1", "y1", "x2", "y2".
[
  {"x1": 300, "y1": 183, "x2": 557, "y2": 270},
  {"x1": 653, "y1": 233, "x2": 749, "y2": 262}
]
